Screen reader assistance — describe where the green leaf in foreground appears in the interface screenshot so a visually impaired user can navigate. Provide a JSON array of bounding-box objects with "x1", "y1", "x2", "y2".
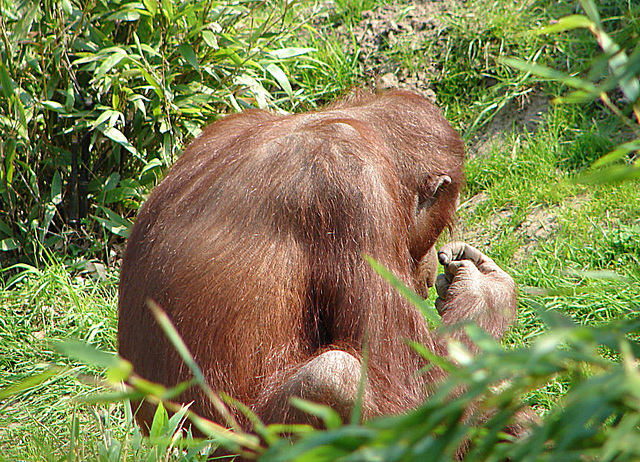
[
  {"x1": 591, "y1": 139, "x2": 640, "y2": 168},
  {"x1": 538, "y1": 14, "x2": 593, "y2": 35},
  {"x1": 575, "y1": 163, "x2": 640, "y2": 184},
  {"x1": 289, "y1": 398, "x2": 343, "y2": 430},
  {"x1": 0, "y1": 369, "x2": 60, "y2": 400},
  {"x1": 364, "y1": 255, "x2": 441, "y2": 325},
  {"x1": 53, "y1": 339, "x2": 133, "y2": 382},
  {"x1": 503, "y1": 58, "x2": 598, "y2": 95},
  {"x1": 146, "y1": 299, "x2": 242, "y2": 432},
  {"x1": 149, "y1": 401, "x2": 169, "y2": 439}
]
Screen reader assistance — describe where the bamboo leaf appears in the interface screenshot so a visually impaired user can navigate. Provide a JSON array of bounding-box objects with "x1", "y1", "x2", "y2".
[
  {"x1": 620, "y1": 41, "x2": 640, "y2": 83},
  {"x1": 213, "y1": 47, "x2": 244, "y2": 66},
  {"x1": 64, "y1": 83, "x2": 75, "y2": 110},
  {"x1": 71, "y1": 53, "x2": 101, "y2": 66},
  {"x1": 202, "y1": 30, "x2": 219, "y2": 49},
  {"x1": 103, "y1": 172, "x2": 121, "y2": 192},
  {"x1": 579, "y1": 0, "x2": 601, "y2": 26},
  {"x1": 92, "y1": 109, "x2": 123, "y2": 129},
  {"x1": 234, "y1": 74, "x2": 272, "y2": 108},
  {"x1": 94, "y1": 50, "x2": 127, "y2": 80},
  {"x1": 106, "y1": 8, "x2": 141, "y2": 22},
  {"x1": 4, "y1": 138, "x2": 16, "y2": 183},
  {"x1": 265, "y1": 63, "x2": 293, "y2": 99},
  {"x1": 149, "y1": 402, "x2": 169, "y2": 439},
  {"x1": 178, "y1": 43, "x2": 200, "y2": 71},
  {"x1": 142, "y1": 0, "x2": 157, "y2": 15},
  {"x1": 0, "y1": 238, "x2": 20, "y2": 251},
  {"x1": 576, "y1": 163, "x2": 640, "y2": 184},
  {"x1": 503, "y1": 58, "x2": 598, "y2": 93},
  {"x1": 92, "y1": 206, "x2": 133, "y2": 237},
  {"x1": 554, "y1": 89, "x2": 596, "y2": 104},
  {"x1": 539, "y1": 15, "x2": 593, "y2": 35},
  {"x1": 128, "y1": 376, "x2": 167, "y2": 397},
  {"x1": 140, "y1": 158, "x2": 163, "y2": 176},
  {"x1": 41, "y1": 100, "x2": 66, "y2": 113},
  {"x1": 249, "y1": 16, "x2": 269, "y2": 43},
  {"x1": 136, "y1": 65, "x2": 163, "y2": 98},
  {"x1": 101, "y1": 126, "x2": 140, "y2": 158},
  {"x1": 364, "y1": 255, "x2": 441, "y2": 325},
  {"x1": 161, "y1": 0, "x2": 174, "y2": 20},
  {"x1": 75, "y1": 390, "x2": 146, "y2": 404},
  {"x1": 41, "y1": 203, "x2": 56, "y2": 241},
  {"x1": 592, "y1": 139, "x2": 640, "y2": 168},
  {"x1": 289, "y1": 398, "x2": 343, "y2": 430},
  {"x1": 0, "y1": 369, "x2": 60, "y2": 399},
  {"x1": 11, "y1": 1, "x2": 39, "y2": 46},
  {"x1": 269, "y1": 47, "x2": 316, "y2": 59},
  {"x1": 53, "y1": 339, "x2": 133, "y2": 382},
  {"x1": 51, "y1": 171, "x2": 62, "y2": 205},
  {"x1": 0, "y1": 62, "x2": 15, "y2": 99}
]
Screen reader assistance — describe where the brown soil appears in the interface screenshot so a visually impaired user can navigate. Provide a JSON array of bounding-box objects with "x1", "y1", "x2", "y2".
[
  {"x1": 330, "y1": 1, "x2": 549, "y2": 151},
  {"x1": 318, "y1": 1, "x2": 447, "y2": 101},
  {"x1": 457, "y1": 194, "x2": 592, "y2": 263}
]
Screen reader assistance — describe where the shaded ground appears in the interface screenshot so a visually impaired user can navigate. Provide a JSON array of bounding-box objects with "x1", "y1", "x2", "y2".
[{"x1": 467, "y1": 93, "x2": 549, "y2": 159}]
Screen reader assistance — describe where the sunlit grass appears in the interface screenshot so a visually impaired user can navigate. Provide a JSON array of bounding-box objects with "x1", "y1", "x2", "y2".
[
  {"x1": 0, "y1": 263, "x2": 123, "y2": 459},
  {"x1": 1, "y1": 0, "x2": 639, "y2": 459}
]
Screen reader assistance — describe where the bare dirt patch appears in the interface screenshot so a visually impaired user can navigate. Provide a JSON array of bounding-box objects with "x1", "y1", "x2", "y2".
[
  {"x1": 512, "y1": 205, "x2": 560, "y2": 262},
  {"x1": 315, "y1": 1, "x2": 448, "y2": 100},
  {"x1": 457, "y1": 193, "x2": 591, "y2": 263},
  {"x1": 467, "y1": 92, "x2": 549, "y2": 159},
  {"x1": 356, "y1": 2, "x2": 445, "y2": 100},
  {"x1": 326, "y1": 1, "x2": 550, "y2": 149},
  {"x1": 456, "y1": 193, "x2": 514, "y2": 249}
]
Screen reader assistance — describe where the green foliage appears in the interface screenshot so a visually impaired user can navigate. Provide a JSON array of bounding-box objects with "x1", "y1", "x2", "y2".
[
  {"x1": 505, "y1": 0, "x2": 640, "y2": 184},
  {"x1": 4, "y1": 275, "x2": 638, "y2": 461},
  {"x1": 0, "y1": 258, "x2": 122, "y2": 459},
  {"x1": 0, "y1": 0, "x2": 316, "y2": 269},
  {"x1": 1, "y1": 0, "x2": 639, "y2": 460},
  {"x1": 423, "y1": 0, "x2": 558, "y2": 135},
  {"x1": 258, "y1": 313, "x2": 640, "y2": 462}
]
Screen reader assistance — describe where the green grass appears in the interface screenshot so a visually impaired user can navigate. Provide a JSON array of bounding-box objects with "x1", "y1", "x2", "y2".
[
  {"x1": 0, "y1": 262, "x2": 125, "y2": 459},
  {"x1": 460, "y1": 101, "x2": 640, "y2": 327},
  {"x1": 1, "y1": 0, "x2": 639, "y2": 459}
]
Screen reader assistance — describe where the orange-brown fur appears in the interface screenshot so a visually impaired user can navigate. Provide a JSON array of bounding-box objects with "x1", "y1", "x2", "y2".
[{"x1": 118, "y1": 90, "x2": 473, "y2": 429}]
